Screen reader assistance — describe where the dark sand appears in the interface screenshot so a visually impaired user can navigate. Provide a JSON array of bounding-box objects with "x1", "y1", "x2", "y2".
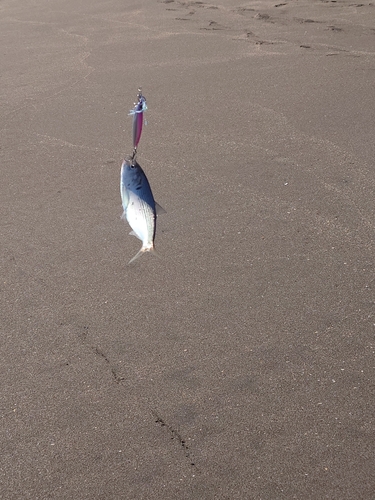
[{"x1": 1, "y1": 0, "x2": 375, "y2": 498}]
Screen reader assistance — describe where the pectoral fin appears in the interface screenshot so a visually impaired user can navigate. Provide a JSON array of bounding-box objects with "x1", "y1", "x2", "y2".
[
  {"x1": 155, "y1": 202, "x2": 166, "y2": 215},
  {"x1": 129, "y1": 230, "x2": 142, "y2": 241}
]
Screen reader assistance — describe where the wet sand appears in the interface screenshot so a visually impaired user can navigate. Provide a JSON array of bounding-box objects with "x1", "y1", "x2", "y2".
[{"x1": 1, "y1": 0, "x2": 375, "y2": 498}]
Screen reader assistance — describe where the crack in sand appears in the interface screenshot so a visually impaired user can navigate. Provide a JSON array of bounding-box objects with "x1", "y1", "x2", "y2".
[
  {"x1": 4, "y1": 16, "x2": 58, "y2": 26},
  {"x1": 93, "y1": 347, "x2": 124, "y2": 384},
  {"x1": 35, "y1": 133, "x2": 113, "y2": 155},
  {"x1": 151, "y1": 410, "x2": 198, "y2": 469},
  {"x1": 75, "y1": 325, "x2": 125, "y2": 384}
]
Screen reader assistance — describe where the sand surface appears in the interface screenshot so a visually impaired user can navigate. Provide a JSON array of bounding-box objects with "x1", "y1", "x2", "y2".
[{"x1": 1, "y1": 0, "x2": 375, "y2": 498}]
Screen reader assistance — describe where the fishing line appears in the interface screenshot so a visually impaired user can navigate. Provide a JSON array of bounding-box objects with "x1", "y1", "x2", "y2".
[{"x1": 132, "y1": 0, "x2": 147, "y2": 157}]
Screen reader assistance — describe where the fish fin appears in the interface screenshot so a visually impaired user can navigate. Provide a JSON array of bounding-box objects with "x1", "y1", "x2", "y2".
[
  {"x1": 129, "y1": 230, "x2": 142, "y2": 241},
  {"x1": 128, "y1": 248, "x2": 145, "y2": 264},
  {"x1": 155, "y1": 202, "x2": 166, "y2": 215},
  {"x1": 128, "y1": 246, "x2": 159, "y2": 265}
]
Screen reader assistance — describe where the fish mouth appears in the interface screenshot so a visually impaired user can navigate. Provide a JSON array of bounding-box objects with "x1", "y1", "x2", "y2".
[{"x1": 122, "y1": 156, "x2": 138, "y2": 170}]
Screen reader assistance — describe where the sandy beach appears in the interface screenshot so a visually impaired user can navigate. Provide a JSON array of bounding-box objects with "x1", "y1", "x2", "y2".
[{"x1": 1, "y1": 0, "x2": 375, "y2": 498}]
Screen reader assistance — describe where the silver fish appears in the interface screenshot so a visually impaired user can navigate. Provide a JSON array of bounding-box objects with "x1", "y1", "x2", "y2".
[{"x1": 120, "y1": 158, "x2": 164, "y2": 264}]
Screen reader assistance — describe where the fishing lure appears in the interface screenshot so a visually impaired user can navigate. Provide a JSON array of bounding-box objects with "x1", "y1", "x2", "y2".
[{"x1": 129, "y1": 88, "x2": 147, "y2": 158}]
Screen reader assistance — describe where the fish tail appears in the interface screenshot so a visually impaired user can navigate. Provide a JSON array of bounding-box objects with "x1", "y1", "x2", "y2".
[{"x1": 128, "y1": 246, "x2": 159, "y2": 265}]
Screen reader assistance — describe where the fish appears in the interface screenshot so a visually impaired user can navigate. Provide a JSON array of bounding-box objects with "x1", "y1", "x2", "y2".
[
  {"x1": 120, "y1": 158, "x2": 165, "y2": 264},
  {"x1": 129, "y1": 88, "x2": 147, "y2": 156}
]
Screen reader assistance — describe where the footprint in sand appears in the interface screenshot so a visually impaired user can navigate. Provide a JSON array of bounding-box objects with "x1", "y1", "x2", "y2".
[
  {"x1": 254, "y1": 13, "x2": 273, "y2": 22},
  {"x1": 200, "y1": 20, "x2": 226, "y2": 30},
  {"x1": 327, "y1": 25, "x2": 343, "y2": 31},
  {"x1": 293, "y1": 17, "x2": 322, "y2": 24},
  {"x1": 235, "y1": 7, "x2": 256, "y2": 15}
]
